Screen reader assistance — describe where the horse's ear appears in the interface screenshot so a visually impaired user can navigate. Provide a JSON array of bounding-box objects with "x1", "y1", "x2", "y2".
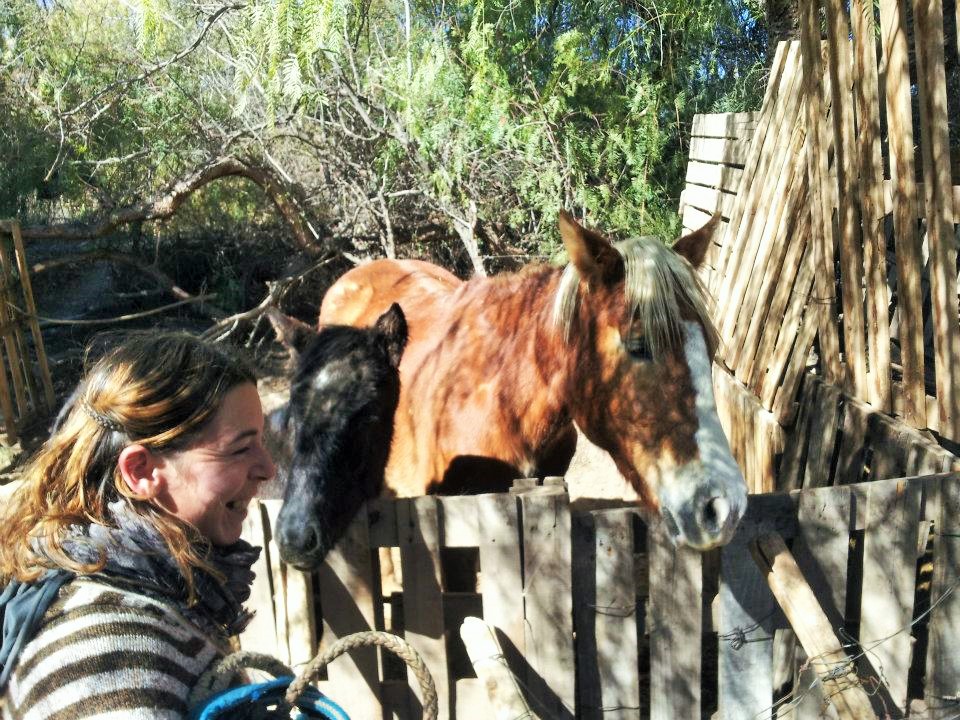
[
  {"x1": 375, "y1": 303, "x2": 408, "y2": 368},
  {"x1": 672, "y1": 212, "x2": 721, "y2": 269},
  {"x1": 558, "y1": 211, "x2": 621, "y2": 285},
  {"x1": 266, "y1": 307, "x2": 316, "y2": 364}
]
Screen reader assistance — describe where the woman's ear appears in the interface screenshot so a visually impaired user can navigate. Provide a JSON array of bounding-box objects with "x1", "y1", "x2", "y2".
[{"x1": 118, "y1": 444, "x2": 162, "y2": 499}]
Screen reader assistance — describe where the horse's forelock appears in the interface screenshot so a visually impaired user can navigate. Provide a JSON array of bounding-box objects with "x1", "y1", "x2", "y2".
[{"x1": 552, "y1": 235, "x2": 717, "y2": 358}]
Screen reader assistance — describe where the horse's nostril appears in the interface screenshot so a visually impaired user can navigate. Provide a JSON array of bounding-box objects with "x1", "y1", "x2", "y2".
[{"x1": 702, "y1": 496, "x2": 730, "y2": 534}]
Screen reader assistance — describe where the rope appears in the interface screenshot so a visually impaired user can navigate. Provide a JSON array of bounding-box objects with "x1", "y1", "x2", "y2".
[
  {"x1": 189, "y1": 631, "x2": 438, "y2": 719},
  {"x1": 189, "y1": 651, "x2": 293, "y2": 706},
  {"x1": 284, "y1": 631, "x2": 438, "y2": 720}
]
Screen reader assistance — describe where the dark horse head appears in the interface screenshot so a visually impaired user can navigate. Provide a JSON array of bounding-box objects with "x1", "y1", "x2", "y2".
[{"x1": 266, "y1": 303, "x2": 407, "y2": 571}]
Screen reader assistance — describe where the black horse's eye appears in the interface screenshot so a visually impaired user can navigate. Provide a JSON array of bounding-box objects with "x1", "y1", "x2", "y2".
[{"x1": 625, "y1": 336, "x2": 653, "y2": 362}]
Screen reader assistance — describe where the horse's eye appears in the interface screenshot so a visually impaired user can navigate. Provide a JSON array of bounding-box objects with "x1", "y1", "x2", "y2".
[{"x1": 626, "y1": 336, "x2": 653, "y2": 362}]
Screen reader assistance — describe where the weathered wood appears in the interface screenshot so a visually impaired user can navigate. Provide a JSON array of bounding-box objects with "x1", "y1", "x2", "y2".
[
  {"x1": 802, "y1": 380, "x2": 841, "y2": 489},
  {"x1": 751, "y1": 532, "x2": 878, "y2": 719},
  {"x1": 398, "y1": 496, "x2": 449, "y2": 718},
  {"x1": 925, "y1": 475, "x2": 960, "y2": 707},
  {"x1": 684, "y1": 160, "x2": 744, "y2": 194},
  {"x1": 687, "y1": 136, "x2": 753, "y2": 166},
  {"x1": 317, "y1": 505, "x2": 382, "y2": 718},
  {"x1": 259, "y1": 500, "x2": 292, "y2": 667},
  {"x1": 879, "y1": 0, "x2": 926, "y2": 427},
  {"x1": 238, "y1": 501, "x2": 282, "y2": 661},
  {"x1": 778, "y1": 373, "x2": 817, "y2": 492},
  {"x1": 571, "y1": 512, "x2": 602, "y2": 720},
  {"x1": 592, "y1": 509, "x2": 640, "y2": 718},
  {"x1": 913, "y1": 0, "x2": 960, "y2": 442},
  {"x1": 440, "y1": 495, "x2": 481, "y2": 548},
  {"x1": 718, "y1": 531, "x2": 778, "y2": 719},
  {"x1": 770, "y1": 305, "x2": 820, "y2": 425},
  {"x1": 8, "y1": 222, "x2": 54, "y2": 411},
  {"x1": 849, "y1": 0, "x2": 892, "y2": 413},
  {"x1": 690, "y1": 112, "x2": 758, "y2": 138},
  {"x1": 680, "y1": 184, "x2": 737, "y2": 219},
  {"x1": 824, "y1": 0, "x2": 868, "y2": 400},
  {"x1": 712, "y1": 41, "x2": 792, "y2": 298},
  {"x1": 647, "y1": 518, "x2": 702, "y2": 720},
  {"x1": 0, "y1": 241, "x2": 29, "y2": 420},
  {"x1": 798, "y1": 6, "x2": 843, "y2": 387},
  {"x1": 518, "y1": 486, "x2": 576, "y2": 718},
  {"x1": 460, "y1": 617, "x2": 539, "y2": 720},
  {"x1": 859, "y1": 478, "x2": 923, "y2": 714}
]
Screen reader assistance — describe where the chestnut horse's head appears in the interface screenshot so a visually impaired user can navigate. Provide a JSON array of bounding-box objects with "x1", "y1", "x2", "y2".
[
  {"x1": 553, "y1": 212, "x2": 746, "y2": 549},
  {"x1": 267, "y1": 304, "x2": 407, "y2": 570}
]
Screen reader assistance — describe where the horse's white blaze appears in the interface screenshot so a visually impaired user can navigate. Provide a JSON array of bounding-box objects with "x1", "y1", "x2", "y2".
[{"x1": 656, "y1": 322, "x2": 746, "y2": 548}]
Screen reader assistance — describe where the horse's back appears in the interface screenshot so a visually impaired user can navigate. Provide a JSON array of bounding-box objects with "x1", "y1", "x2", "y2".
[{"x1": 320, "y1": 258, "x2": 461, "y2": 329}]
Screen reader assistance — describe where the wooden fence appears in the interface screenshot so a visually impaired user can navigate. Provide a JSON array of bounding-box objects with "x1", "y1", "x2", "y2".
[
  {"x1": 0, "y1": 220, "x2": 54, "y2": 444},
  {"x1": 239, "y1": 471, "x2": 960, "y2": 719}
]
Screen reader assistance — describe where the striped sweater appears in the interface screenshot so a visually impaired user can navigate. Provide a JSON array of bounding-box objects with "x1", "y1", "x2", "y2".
[{"x1": 1, "y1": 577, "x2": 229, "y2": 720}]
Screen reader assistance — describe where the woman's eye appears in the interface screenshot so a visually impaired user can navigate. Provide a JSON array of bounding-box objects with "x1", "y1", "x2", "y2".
[
  {"x1": 232, "y1": 446, "x2": 251, "y2": 456},
  {"x1": 626, "y1": 336, "x2": 653, "y2": 362}
]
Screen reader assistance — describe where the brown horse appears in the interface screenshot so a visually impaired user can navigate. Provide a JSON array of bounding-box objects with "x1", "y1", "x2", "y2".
[{"x1": 320, "y1": 212, "x2": 747, "y2": 549}]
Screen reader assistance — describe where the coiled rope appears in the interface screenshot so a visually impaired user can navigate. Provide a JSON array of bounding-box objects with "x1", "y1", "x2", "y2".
[{"x1": 190, "y1": 631, "x2": 438, "y2": 720}]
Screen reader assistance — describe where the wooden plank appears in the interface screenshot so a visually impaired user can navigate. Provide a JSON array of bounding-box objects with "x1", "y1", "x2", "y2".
[
  {"x1": 749, "y1": 212, "x2": 813, "y2": 399},
  {"x1": 913, "y1": 0, "x2": 960, "y2": 441},
  {"x1": 680, "y1": 184, "x2": 737, "y2": 219},
  {"x1": 460, "y1": 616, "x2": 536, "y2": 720},
  {"x1": 802, "y1": 380, "x2": 842, "y2": 488},
  {"x1": 238, "y1": 501, "x2": 282, "y2": 661},
  {"x1": 0, "y1": 340, "x2": 17, "y2": 444},
  {"x1": 879, "y1": 0, "x2": 926, "y2": 427},
  {"x1": 0, "y1": 239, "x2": 29, "y2": 419},
  {"x1": 824, "y1": 0, "x2": 869, "y2": 401},
  {"x1": 751, "y1": 532, "x2": 878, "y2": 719},
  {"x1": 687, "y1": 136, "x2": 753, "y2": 166},
  {"x1": 518, "y1": 486, "x2": 576, "y2": 718},
  {"x1": 799, "y1": 4, "x2": 844, "y2": 387},
  {"x1": 9, "y1": 222, "x2": 53, "y2": 410},
  {"x1": 728, "y1": 123, "x2": 808, "y2": 374},
  {"x1": 259, "y1": 500, "x2": 292, "y2": 667},
  {"x1": 476, "y1": 493, "x2": 524, "y2": 656},
  {"x1": 718, "y1": 531, "x2": 777, "y2": 719},
  {"x1": 850, "y1": 0, "x2": 892, "y2": 413},
  {"x1": 770, "y1": 305, "x2": 820, "y2": 425},
  {"x1": 691, "y1": 112, "x2": 758, "y2": 138},
  {"x1": 316, "y1": 504, "x2": 382, "y2": 718},
  {"x1": 925, "y1": 475, "x2": 960, "y2": 708},
  {"x1": 711, "y1": 41, "x2": 793, "y2": 299},
  {"x1": 717, "y1": 46, "x2": 806, "y2": 350},
  {"x1": 591, "y1": 509, "x2": 640, "y2": 718},
  {"x1": 859, "y1": 478, "x2": 923, "y2": 713},
  {"x1": 834, "y1": 399, "x2": 870, "y2": 485},
  {"x1": 438, "y1": 495, "x2": 481, "y2": 548},
  {"x1": 454, "y1": 679, "x2": 489, "y2": 720},
  {"x1": 571, "y1": 512, "x2": 602, "y2": 720},
  {"x1": 684, "y1": 160, "x2": 745, "y2": 194},
  {"x1": 648, "y1": 518, "x2": 701, "y2": 720},
  {"x1": 398, "y1": 496, "x2": 449, "y2": 719},
  {"x1": 778, "y1": 374, "x2": 818, "y2": 492}
]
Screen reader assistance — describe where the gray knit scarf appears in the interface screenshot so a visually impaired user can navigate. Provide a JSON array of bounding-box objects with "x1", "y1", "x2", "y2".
[{"x1": 1, "y1": 501, "x2": 260, "y2": 691}]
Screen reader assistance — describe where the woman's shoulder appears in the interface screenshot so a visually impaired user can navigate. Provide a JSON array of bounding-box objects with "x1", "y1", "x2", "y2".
[{"x1": 3, "y1": 577, "x2": 224, "y2": 720}]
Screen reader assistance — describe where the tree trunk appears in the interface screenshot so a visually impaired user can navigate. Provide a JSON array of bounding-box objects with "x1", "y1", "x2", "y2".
[{"x1": 766, "y1": 0, "x2": 800, "y2": 64}]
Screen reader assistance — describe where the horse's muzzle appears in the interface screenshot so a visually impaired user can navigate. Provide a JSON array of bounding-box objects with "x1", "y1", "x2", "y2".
[{"x1": 659, "y1": 469, "x2": 747, "y2": 550}]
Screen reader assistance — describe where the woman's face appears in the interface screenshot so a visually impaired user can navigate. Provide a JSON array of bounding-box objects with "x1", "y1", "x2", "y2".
[{"x1": 156, "y1": 382, "x2": 276, "y2": 546}]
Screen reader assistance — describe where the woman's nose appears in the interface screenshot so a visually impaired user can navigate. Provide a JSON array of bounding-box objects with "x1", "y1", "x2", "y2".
[{"x1": 256, "y1": 445, "x2": 277, "y2": 482}]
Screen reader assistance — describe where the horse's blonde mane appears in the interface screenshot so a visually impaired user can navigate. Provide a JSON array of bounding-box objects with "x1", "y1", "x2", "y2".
[{"x1": 552, "y1": 235, "x2": 718, "y2": 359}]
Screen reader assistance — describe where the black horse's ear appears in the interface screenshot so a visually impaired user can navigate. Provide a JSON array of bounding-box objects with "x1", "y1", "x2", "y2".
[
  {"x1": 672, "y1": 212, "x2": 721, "y2": 269},
  {"x1": 266, "y1": 307, "x2": 317, "y2": 365},
  {"x1": 375, "y1": 303, "x2": 408, "y2": 368}
]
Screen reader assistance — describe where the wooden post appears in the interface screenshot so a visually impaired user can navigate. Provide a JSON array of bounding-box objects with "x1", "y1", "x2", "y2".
[
  {"x1": 459, "y1": 617, "x2": 539, "y2": 720},
  {"x1": 750, "y1": 531, "x2": 878, "y2": 719}
]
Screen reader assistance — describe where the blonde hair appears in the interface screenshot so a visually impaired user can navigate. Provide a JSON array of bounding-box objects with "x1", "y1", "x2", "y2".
[{"x1": 0, "y1": 331, "x2": 256, "y2": 602}]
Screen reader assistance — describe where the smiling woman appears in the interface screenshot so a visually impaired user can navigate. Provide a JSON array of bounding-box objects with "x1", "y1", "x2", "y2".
[{"x1": 0, "y1": 332, "x2": 275, "y2": 720}]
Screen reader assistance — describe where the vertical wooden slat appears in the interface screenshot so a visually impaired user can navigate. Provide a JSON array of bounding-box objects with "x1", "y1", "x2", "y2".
[
  {"x1": 0, "y1": 334, "x2": 17, "y2": 445},
  {"x1": 798, "y1": 3, "x2": 844, "y2": 386},
  {"x1": 925, "y1": 475, "x2": 960, "y2": 708},
  {"x1": 879, "y1": 0, "x2": 926, "y2": 427},
  {"x1": 238, "y1": 501, "x2": 282, "y2": 661},
  {"x1": 648, "y1": 518, "x2": 702, "y2": 720},
  {"x1": 591, "y1": 509, "x2": 640, "y2": 718},
  {"x1": 718, "y1": 43, "x2": 804, "y2": 351},
  {"x1": 850, "y1": 0, "x2": 893, "y2": 413},
  {"x1": 912, "y1": 0, "x2": 960, "y2": 441},
  {"x1": 825, "y1": 0, "x2": 869, "y2": 401},
  {"x1": 718, "y1": 531, "x2": 778, "y2": 719},
  {"x1": 0, "y1": 240, "x2": 28, "y2": 419},
  {"x1": 802, "y1": 381, "x2": 842, "y2": 488},
  {"x1": 9, "y1": 222, "x2": 54, "y2": 410},
  {"x1": 260, "y1": 500, "x2": 292, "y2": 667},
  {"x1": 518, "y1": 486, "x2": 576, "y2": 718},
  {"x1": 476, "y1": 492, "x2": 524, "y2": 661},
  {"x1": 571, "y1": 512, "x2": 602, "y2": 720},
  {"x1": 398, "y1": 496, "x2": 449, "y2": 719},
  {"x1": 711, "y1": 41, "x2": 792, "y2": 302},
  {"x1": 859, "y1": 478, "x2": 923, "y2": 713},
  {"x1": 770, "y1": 304, "x2": 821, "y2": 424},
  {"x1": 316, "y1": 505, "x2": 382, "y2": 718}
]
